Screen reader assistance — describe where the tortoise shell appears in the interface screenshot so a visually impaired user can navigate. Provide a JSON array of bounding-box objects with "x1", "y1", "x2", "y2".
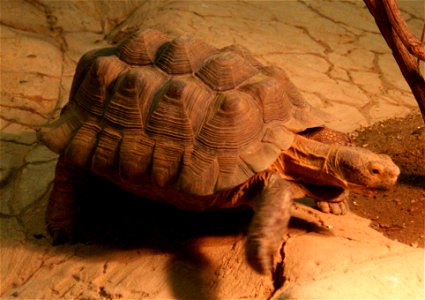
[{"x1": 40, "y1": 29, "x2": 324, "y2": 196}]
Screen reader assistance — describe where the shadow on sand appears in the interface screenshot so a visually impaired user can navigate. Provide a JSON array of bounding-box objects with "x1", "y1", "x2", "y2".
[{"x1": 66, "y1": 174, "x2": 253, "y2": 299}]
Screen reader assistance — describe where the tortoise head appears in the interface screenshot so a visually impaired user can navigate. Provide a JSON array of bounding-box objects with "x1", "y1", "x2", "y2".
[
  {"x1": 331, "y1": 146, "x2": 400, "y2": 192},
  {"x1": 281, "y1": 135, "x2": 400, "y2": 193}
]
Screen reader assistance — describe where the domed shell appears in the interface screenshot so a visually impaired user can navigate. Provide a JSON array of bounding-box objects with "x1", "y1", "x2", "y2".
[{"x1": 39, "y1": 29, "x2": 324, "y2": 196}]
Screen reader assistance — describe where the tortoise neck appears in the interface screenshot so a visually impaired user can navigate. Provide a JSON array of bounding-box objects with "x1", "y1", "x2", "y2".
[{"x1": 275, "y1": 135, "x2": 345, "y2": 187}]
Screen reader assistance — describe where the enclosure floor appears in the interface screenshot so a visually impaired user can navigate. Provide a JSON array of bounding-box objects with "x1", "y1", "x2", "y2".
[{"x1": 1, "y1": 1, "x2": 423, "y2": 299}]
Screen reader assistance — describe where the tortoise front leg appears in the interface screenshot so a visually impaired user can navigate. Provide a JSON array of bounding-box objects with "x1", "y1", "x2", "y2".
[
  {"x1": 301, "y1": 127, "x2": 351, "y2": 215},
  {"x1": 302, "y1": 184, "x2": 349, "y2": 215},
  {"x1": 315, "y1": 190, "x2": 349, "y2": 215},
  {"x1": 47, "y1": 156, "x2": 87, "y2": 245},
  {"x1": 245, "y1": 173, "x2": 292, "y2": 275}
]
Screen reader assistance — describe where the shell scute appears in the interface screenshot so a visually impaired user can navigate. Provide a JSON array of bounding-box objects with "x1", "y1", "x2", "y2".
[
  {"x1": 176, "y1": 77, "x2": 213, "y2": 135},
  {"x1": 262, "y1": 66, "x2": 308, "y2": 108},
  {"x1": 40, "y1": 29, "x2": 326, "y2": 197},
  {"x1": 117, "y1": 28, "x2": 170, "y2": 65},
  {"x1": 37, "y1": 106, "x2": 83, "y2": 153},
  {"x1": 145, "y1": 80, "x2": 194, "y2": 144},
  {"x1": 215, "y1": 154, "x2": 240, "y2": 191},
  {"x1": 261, "y1": 66, "x2": 324, "y2": 131},
  {"x1": 151, "y1": 141, "x2": 184, "y2": 187},
  {"x1": 70, "y1": 47, "x2": 116, "y2": 102},
  {"x1": 178, "y1": 146, "x2": 219, "y2": 195},
  {"x1": 240, "y1": 142, "x2": 281, "y2": 173},
  {"x1": 104, "y1": 67, "x2": 166, "y2": 128},
  {"x1": 196, "y1": 51, "x2": 259, "y2": 91},
  {"x1": 196, "y1": 90, "x2": 262, "y2": 151},
  {"x1": 64, "y1": 118, "x2": 102, "y2": 168},
  {"x1": 75, "y1": 55, "x2": 127, "y2": 116},
  {"x1": 155, "y1": 35, "x2": 217, "y2": 74},
  {"x1": 240, "y1": 78, "x2": 292, "y2": 123},
  {"x1": 91, "y1": 126, "x2": 122, "y2": 174},
  {"x1": 221, "y1": 44, "x2": 263, "y2": 69},
  {"x1": 262, "y1": 125, "x2": 294, "y2": 150},
  {"x1": 103, "y1": 71, "x2": 141, "y2": 128},
  {"x1": 119, "y1": 130, "x2": 155, "y2": 181}
]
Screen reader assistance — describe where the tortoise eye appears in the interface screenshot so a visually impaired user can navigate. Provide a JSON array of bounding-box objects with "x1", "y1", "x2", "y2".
[
  {"x1": 371, "y1": 168, "x2": 380, "y2": 175},
  {"x1": 369, "y1": 162, "x2": 383, "y2": 175}
]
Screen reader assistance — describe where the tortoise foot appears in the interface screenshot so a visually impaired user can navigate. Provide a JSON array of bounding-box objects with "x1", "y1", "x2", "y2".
[
  {"x1": 47, "y1": 221, "x2": 86, "y2": 245},
  {"x1": 246, "y1": 174, "x2": 292, "y2": 275},
  {"x1": 316, "y1": 200, "x2": 349, "y2": 215},
  {"x1": 246, "y1": 235, "x2": 275, "y2": 275}
]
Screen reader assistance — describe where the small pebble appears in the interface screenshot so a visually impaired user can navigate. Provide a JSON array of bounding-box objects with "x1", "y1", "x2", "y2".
[
  {"x1": 33, "y1": 233, "x2": 45, "y2": 240},
  {"x1": 410, "y1": 241, "x2": 418, "y2": 248}
]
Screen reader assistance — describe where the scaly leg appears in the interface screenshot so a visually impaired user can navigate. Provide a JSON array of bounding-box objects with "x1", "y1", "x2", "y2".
[
  {"x1": 301, "y1": 127, "x2": 351, "y2": 215},
  {"x1": 245, "y1": 173, "x2": 292, "y2": 275},
  {"x1": 303, "y1": 184, "x2": 349, "y2": 215},
  {"x1": 46, "y1": 156, "x2": 88, "y2": 245},
  {"x1": 315, "y1": 190, "x2": 349, "y2": 215}
]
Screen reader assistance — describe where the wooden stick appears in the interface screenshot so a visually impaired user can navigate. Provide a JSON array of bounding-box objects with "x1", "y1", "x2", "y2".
[{"x1": 364, "y1": 0, "x2": 425, "y2": 122}]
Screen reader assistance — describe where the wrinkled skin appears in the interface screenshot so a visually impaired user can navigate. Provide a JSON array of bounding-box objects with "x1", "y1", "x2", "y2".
[{"x1": 245, "y1": 133, "x2": 399, "y2": 274}]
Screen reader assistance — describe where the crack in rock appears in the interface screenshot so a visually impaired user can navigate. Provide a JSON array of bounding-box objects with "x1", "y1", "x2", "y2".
[{"x1": 269, "y1": 241, "x2": 286, "y2": 300}]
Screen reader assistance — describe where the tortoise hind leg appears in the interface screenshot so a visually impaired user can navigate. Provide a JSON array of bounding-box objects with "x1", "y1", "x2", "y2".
[
  {"x1": 245, "y1": 173, "x2": 292, "y2": 275},
  {"x1": 47, "y1": 156, "x2": 88, "y2": 245}
]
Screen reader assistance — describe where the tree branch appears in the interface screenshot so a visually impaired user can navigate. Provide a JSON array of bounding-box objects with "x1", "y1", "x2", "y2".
[
  {"x1": 364, "y1": 0, "x2": 425, "y2": 122},
  {"x1": 382, "y1": 0, "x2": 425, "y2": 61}
]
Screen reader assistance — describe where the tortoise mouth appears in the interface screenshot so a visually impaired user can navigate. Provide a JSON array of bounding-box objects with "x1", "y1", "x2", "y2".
[{"x1": 347, "y1": 183, "x2": 390, "y2": 195}]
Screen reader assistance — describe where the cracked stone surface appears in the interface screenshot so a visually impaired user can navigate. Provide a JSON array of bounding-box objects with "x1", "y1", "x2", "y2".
[{"x1": 1, "y1": 1, "x2": 424, "y2": 299}]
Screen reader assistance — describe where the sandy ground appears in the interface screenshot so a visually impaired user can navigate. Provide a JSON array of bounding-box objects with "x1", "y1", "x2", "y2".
[
  {"x1": 1, "y1": 1, "x2": 424, "y2": 299},
  {"x1": 350, "y1": 113, "x2": 425, "y2": 248}
]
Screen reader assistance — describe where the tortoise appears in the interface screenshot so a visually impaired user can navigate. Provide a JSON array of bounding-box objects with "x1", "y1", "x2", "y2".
[{"x1": 38, "y1": 29, "x2": 400, "y2": 274}]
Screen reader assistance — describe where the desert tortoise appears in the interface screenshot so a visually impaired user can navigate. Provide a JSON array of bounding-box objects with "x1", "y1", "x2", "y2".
[{"x1": 38, "y1": 29, "x2": 400, "y2": 274}]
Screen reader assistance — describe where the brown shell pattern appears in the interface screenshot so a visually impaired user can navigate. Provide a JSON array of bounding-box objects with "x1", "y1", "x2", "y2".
[{"x1": 40, "y1": 29, "x2": 323, "y2": 195}]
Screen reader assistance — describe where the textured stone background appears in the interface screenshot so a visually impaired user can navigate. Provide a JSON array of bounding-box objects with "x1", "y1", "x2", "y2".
[{"x1": 1, "y1": 1, "x2": 424, "y2": 299}]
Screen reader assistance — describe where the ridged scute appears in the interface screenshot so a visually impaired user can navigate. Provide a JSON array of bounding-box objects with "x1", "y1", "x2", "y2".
[
  {"x1": 196, "y1": 91, "x2": 262, "y2": 150},
  {"x1": 155, "y1": 35, "x2": 217, "y2": 74},
  {"x1": 145, "y1": 80, "x2": 195, "y2": 145},
  {"x1": 116, "y1": 29, "x2": 170, "y2": 65},
  {"x1": 69, "y1": 47, "x2": 116, "y2": 102},
  {"x1": 91, "y1": 126, "x2": 122, "y2": 173},
  {"x1": 74, "y1": 55, "x2": 127, "y2": 116},
  {"x1": 119, "y1": 130, "x2": 155, "y2": 181},
  {"x1": 175, "y1": 90, "x2": 264, "y2": 194},
  {"x1": 104, "y1": 67, "x2": 166, "y2": 128},
  {"x1": 240, "y1": 77, "x2": 292, "y2": 123},
  {"x1": 196, "y1": 51, "x2": 259, "y2": 91},
  {"x1": 260, "y1": 66, "x2": 324, "y2": 131},
  {"x1": 37, "y1": 103, "x2": 85, "y2": 154},
  {"x1": 39, "y1": 29, "x2": 325, "y2": 197},
  {"x1": 221, "y1": 44, "x2": 263, "y2": 69},
  {"x1": 64, "y1": 118, "x2": 102, "y2": 168}
]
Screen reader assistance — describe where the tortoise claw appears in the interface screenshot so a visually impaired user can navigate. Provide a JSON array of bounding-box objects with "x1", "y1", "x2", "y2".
[
  {"x1": 246, "y1": 236, "x2": 274, "y2": 275},
  {"x1": 316, "y1": 200, "x2": 349, "y2": 215},
  {"x1": 48, "y1": 223, "x2": 86, "y2": 245}
]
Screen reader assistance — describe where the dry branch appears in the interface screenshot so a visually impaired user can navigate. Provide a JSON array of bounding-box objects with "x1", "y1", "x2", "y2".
[
  {"x1": 382, "y1": 0, "x2": 425, "y2": 60},
  {"x1": 364, "y1": 0, "x2": 425, "y2": 122}
]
